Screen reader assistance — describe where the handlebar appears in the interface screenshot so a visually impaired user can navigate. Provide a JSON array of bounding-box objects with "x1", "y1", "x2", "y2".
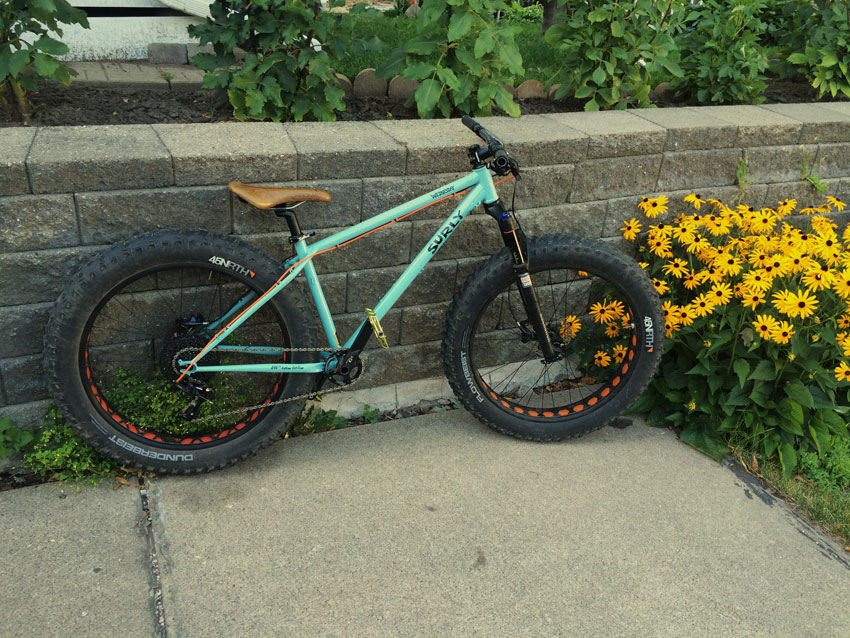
[{"x1": 461, "y1": 115, "x2": 519, "y2": 178}]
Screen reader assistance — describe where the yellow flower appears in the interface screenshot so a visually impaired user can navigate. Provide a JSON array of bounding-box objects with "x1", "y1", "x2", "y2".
[
  {"x1": 691, "y1": 293, "x2": 716, "y2": 317},
  {"x1": 605, "y1": 323, "x2": 621, "y2": 339},
  {"x1": 682, "y1": 270, "x2": 700, "y2": 290},
  {"x1": 648, "y1": 235, "x2": 673, "y2": 258},
  {"x1": 620, "y1": 218, "x2": 642, "y2": 241},
  {"x1": 789, "y1": 290, "x2": 819, "y2": 320},
  {"x1": 684, "y1": 193, "x2": 706, "y2": 210},
  {"x1": 749, "y1": 210, "x2": 778, "y2": 234},
  {"x1": 593, "y1": 350, "x2": 612, "y2": 367},
  {"x1": 662, "y1": 258, "x2": 689, "y2": 279},
  {"x1": 834, "y1": 361, "x2": 850, "y2": 382},
  {"x1": 826, "y1": 196, "x2": 847, "y2": 211},
  {"x1": 644, "y1": 195, "x2": 669, "y2": 218},
  {"x1": 676, "y1": 305, "x2": 696, "y2": 327},
  {"x1": 777, "y1": 199, "x2": 797, "y2": 216},
  {"x1": 589, "y1": 300, "x2": 624, "y2": 324},
  {"x1": 638, "y1": 262, "x2": 649, "y2": 269},
  {"x1": 801, "y1": 268, "x2": 833, "y2": 292},
  {"x1": 741, "y1": 288, "x2": 765, "y2": 311},
  {"x1": 612, "y1": 345, "x2": 627, "y2": 363},
  {"x1": 753, "y1": 314, "x2": 778, "y2": 340},
  {"x1": 709, "y1": 282, "x2": 733, "y2": 306},
  {"x1": 687, "y1": 401, "x2": 696, "y2": 411},
  {"x1": 742, "y1": 269, "x2": 772, "y2": 293},
  {"x1": 637, "y1": 196, "x2": 651, "y2": 213},
  {"x1": 770, "y1": 320, "x2": 795, "y2": 345},
  {"x1": 714, "y1": 253, "x2": 743, "y2": 277},
  {"x1": 837, "y1": 314, "x2": 850, "y2": 329},
  {"x1": 559, "y1": 314, "x2": 581, "y2": 339},
  {"x1": 771, "y1": 289, "x2": 796, "y2": 316},
  {"x1": 703, "y1": 339, "x2": 712, "y2": 348},
  {"x1": 652, "y1": 278, "x2": 670, "y2": 295}
]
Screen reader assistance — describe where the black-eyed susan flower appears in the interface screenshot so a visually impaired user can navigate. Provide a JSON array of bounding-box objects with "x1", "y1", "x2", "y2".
[
  {"x1": 684, "y1": 193, "x2": 705, "y2": 210},
  {"x1": 593, "y1": 350, "x2": 612, "y2": 367},
  {"x1": 637, "y1": 196, "x2": 651, "y2": 213},
  {"x1": 612, "y1": 344, "x2": 627, "y2": 363},
  {"x1": 771, "y1": 289, "x2": 796, "y2": 316},
  {"x1": 652, "y1": 278, "x2": 670, "y2": 295},
  {"x1": 826, "y1": 196, "x2": 846, "y2": 211},
  {"x1": 753, "y1": 314, "x2": 778, "y2": 340},
  {"x1": 837, "y1": 315, "x2": 850, "y2": 330},
  {"x1": 741, "y1": 288, "x2": 765, "y2": 311},
  {"x1": 709, "y1": 282, "x2": 733, "y2": 305},
  {"x1": 691, "y1": 293, "x2": 716, "y2": 317},
  {"x1": 644, "y1": 195, "x2": 669, "y2": 218},
  {"x1": 682, "y1": 269, "x2": 700, "y2": 290},
  {"x1": 662, "y1": 258, "x2": 689, "y2": 278},
  {"x1": 559, "y1": 314, "x2": 581, "y2": 339},
  {"x1": 676, "y1": 305, "x2": 696, "y2": 327},
  {"x1": 770, "y1": 320, "x2": 795, "y2": 344},
  {"x1": 801, "y1": 268, "x2": 833, "y2": 292},
  {"x1": 605, "y1": 323, "x2": 621, "y2": 339},
  {"x1": 777, "y1": 199, "x2": 797, "y2": 216},
  {"x1": 620, "y1": 218, "x2": 642, "y2": 241},
  {"x1": 790, "y1": 290, "x2": 819, "y2": 319},
  {"x1": 649, "y1": 236, "x2": 673, "y2": 258},
  {"x1": 834, "y1": 361, "x2": 850, "y2": 381},
  {"x1": 742, "y1": 269, "x2": 772, "y2": 292}
]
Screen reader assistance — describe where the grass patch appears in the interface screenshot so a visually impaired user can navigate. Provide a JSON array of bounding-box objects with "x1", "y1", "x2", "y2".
[{"x1": 733, "y1": 443, "x2": 850, "y2": 547}]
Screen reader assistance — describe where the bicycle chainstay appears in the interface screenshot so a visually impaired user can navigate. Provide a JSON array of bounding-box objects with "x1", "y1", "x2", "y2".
[{"x1": 173, "y1": 346, "x2": 361, "y2": 423}]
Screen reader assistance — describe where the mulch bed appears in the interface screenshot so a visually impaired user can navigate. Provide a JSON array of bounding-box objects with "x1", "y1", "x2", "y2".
[{"x1": 1, "y1": 76, "x2": 841, "y2": 128}]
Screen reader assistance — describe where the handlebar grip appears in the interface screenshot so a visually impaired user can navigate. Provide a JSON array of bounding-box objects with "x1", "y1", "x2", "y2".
[{"x1": 461, "y1": 115, "x2": 482, "y2": 135}]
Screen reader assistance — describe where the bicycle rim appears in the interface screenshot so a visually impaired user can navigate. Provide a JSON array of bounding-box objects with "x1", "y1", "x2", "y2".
[{"x1": 79, "y1": 263, "x2": 292, "y2": 448}]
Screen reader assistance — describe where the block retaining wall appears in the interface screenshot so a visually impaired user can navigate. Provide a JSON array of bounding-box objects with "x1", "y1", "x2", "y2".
[{"x1": 2, "y1": 103, "x2": 850, "y2": 429}]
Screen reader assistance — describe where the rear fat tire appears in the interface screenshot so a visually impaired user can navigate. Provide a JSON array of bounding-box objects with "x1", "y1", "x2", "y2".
[
  {"x1": 442, "y1": 234, "x2": 663, "y2": 441},
  {"x1": 43, "y1": 229, "x2": 317, "y2": 474}
]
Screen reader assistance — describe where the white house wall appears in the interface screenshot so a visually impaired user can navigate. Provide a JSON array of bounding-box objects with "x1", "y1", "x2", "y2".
[{"x1": 60, "y1": 16, "x2": 202, "y2": 60}]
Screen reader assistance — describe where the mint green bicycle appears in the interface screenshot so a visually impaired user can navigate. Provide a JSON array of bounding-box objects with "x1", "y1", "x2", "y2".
[{"x1": 44, "y1": 117, "x2": 662, "y2": 474}]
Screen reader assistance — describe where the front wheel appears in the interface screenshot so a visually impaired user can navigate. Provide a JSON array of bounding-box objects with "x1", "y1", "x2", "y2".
[{"x1": 443, "y1": 234, "x2": 663, "y2": 441}]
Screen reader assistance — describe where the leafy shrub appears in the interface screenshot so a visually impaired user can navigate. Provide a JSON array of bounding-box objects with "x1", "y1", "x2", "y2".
[
  {"x1": 624, "y1": 193, "x2": 850, "y2": 475},
  {"x1": 188, "y1": 0, "x2": 348, "y2": 122},
  {"x1": 0, "y1": 0, "x2": 89, "y2": 124},
  {"x1": 798, "y1": 437, "x2": 850, "y2": 493},
  {"x1": 542, "y1": 0, "x2": 683, "y2": 111},
  {"x1": 23, "y1": 407, "x2": 120, "y2": 484},
  {"x1": 377, "y1": 0, "x2": 523, "y2": 118},
  {"x1": 0, "y1": 415, "x2": 33, "y2": 458},
  {"x1": 786, "y1": 0, "x2": 850, "y2": 100},
  {"x1": 671, "y1": 0, "x2": 770, "y2": 105},
  {"x1": 502, "y1": 1, "x2": 543, "y2": 24}
]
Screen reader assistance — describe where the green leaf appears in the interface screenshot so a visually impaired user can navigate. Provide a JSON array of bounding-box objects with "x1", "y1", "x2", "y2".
[
  {"x1": 611, "y1": 21, "x2": 624, "y2": 38},
  {"x1": 777, "y1": 442, "x2": 797, "y2": 477},
  {"x1": 7, "y1": 49, "x2": 30, "y2": 78},
  {"x1": 414, "y1": 78, "x2": 442, "y2": 118},
  {"x1": 680, "y1": 421, "x2": 728, "y2": 462},
  {"x1": 625, "y1": 391, "x2": 656, "y2": 414},
  {"x1": 787, "y1": 52, "x2": 808, "y2": 65},
  {"x1": 777, "y1": 398, "x2": 804, "y2": 436},
  {"x1": 592, "y1": 66, "x2": 607, "y2": 86},
  {"x1": 785, "y1": 381, "x2": 814, "y2": 409},
  {"x1": 34, "y1": 36, "x2": 69, "y2": 56},
  {"x1": 748, "y1": 360, "x2": 775, "y2": 381},
  {"x1": 403, "y1": 62, "x2": 437, "y2": 82},
  {"x1": 447, "y1": 10, "x2": 475, "y2": 42},
  {"x1": 733, "y1": 359, "x2": 750, "y2": 388},
  {"x1": 474, "y1": 31, "x2": 496, "y2": 58}
]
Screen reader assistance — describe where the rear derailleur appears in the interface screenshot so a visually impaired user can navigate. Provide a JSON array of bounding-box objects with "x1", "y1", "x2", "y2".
[{"x1": 174, "y1": 378, "x2": 215, "y2": 421}]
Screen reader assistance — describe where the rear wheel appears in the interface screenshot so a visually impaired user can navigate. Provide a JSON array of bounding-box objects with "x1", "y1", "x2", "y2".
[
  {"x1": 43, "y1": 229, "x2": 317, "y2": 474},
  {"x1": 443, "y1": 234, "x2": 662, "y2": 441}
]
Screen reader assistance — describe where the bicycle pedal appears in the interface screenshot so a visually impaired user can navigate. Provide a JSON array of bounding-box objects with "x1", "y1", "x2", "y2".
[{"x1": 365, "y1": 308, "x2": 389, "y2": 349}]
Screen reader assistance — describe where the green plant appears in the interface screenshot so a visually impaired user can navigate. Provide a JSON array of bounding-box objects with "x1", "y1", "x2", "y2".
[
  {"x1": 736, "y1": 153, "x2": 752, "y2": 189},
  {"x1": 502, "y1": 1, "x2": 543, "y2": 24},
  {"x1": 0, "y1": 415, "x2": 33, "y2": 458},
  {"x1": 188, "y1": 0, "x2": 349, "y2": 122},
  {"x1": 798, "y1": 436, "x2": 850, "y2": 493},
  {"x1": 543, "y1": 0, "x2": 684, "y2": 111},
  {"x1": 289, "y1": 405, "x2": 348, "y2": 436},
  {"x1": 624, "y1": 192, "x2": 850, "y2": 476},
  {"x1": 672, "y1": 0, "x2": 770, "y2": 105},
  {"x1": 0, "y1": 0, "x2": 89, "y2": 124},
  {"x1": 376, "y1": 0, "x2": 523, "y2": 118},
  {"x1": 362, "y1": 404, "x2": 380, "y2": 424},
  {"x1": 786, "y1": 0, "x2": 850, "y2": 99},
  {"x1": 158, "y1": 68, "x2": 174, "y2": 89},
  {"x1": 23, "y1": 407, "x2": 121, "y2": 484},
  {"x1": 800, "y1": 149, "x2": 828, "y2": 193}
]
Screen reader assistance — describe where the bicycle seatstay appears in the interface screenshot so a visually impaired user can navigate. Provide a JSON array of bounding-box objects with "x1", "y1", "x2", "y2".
[{"x1": 182, "y1": 166, "x2": 499, "y2": 377}]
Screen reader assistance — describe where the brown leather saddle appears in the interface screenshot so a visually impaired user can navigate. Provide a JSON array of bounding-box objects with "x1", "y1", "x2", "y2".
[{"x1": 228, "y1": 181, "x2": 331, "y2": 210}]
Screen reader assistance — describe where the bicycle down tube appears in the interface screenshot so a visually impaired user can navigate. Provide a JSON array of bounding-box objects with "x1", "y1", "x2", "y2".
[{"x1": 178, "y1": 166, "x2": 499, "y2": 378}]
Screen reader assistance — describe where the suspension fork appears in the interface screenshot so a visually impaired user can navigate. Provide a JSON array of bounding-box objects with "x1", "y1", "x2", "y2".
[{"x1": 484, "y1": 201, "x2": 560, "y2": 362}]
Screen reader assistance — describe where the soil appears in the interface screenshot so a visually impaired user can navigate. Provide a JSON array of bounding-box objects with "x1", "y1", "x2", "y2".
[{"x1": 2, "y1": 76, "x2": 842, "y2": 128}]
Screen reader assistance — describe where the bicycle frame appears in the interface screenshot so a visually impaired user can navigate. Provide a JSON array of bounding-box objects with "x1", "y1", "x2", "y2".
[{"x1": 178, "y1": 165, "x2": 503, "y2": 378}]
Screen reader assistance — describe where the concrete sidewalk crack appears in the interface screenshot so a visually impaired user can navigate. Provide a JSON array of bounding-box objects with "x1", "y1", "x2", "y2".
[{"x1": 139, "y1": 479, "x2": 167, "y2": 637}]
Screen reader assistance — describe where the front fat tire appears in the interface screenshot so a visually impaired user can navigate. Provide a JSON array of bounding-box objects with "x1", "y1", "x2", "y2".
[
  {"x1": 43, "y1": 229, "x2": 317, "y2": 474},
  {"x1": 442, "y1": 234, "x2": 663, "y2": 442}
]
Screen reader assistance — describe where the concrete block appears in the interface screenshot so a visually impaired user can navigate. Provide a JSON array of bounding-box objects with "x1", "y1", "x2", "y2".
[
  {"x1": 362, "y1": 172, "x2": 467, "y2": 222},
  {"x1": 186, "y1": 43, "x2": 214, "y2": 61},
  {"x1": 388, "y1": 76, "x2": 418, "y2": 100},
  {"x1": 692, "y1": 105, "x2": 802, "y2": 147},
  {"x1": 516, "y1": 79, "x2": 545, "y2": 99},
  {"x1": 334, "y1": 308, "x2": 402, "y2": 349},
  {"x1": 353, "y1": 68, "x2": 387, "y2": 97},
  {"x1": 346, "y1": 260, "x2": 458, "y2": 313},
  {"x1": 570, "y1": 155, "x2": 663, "y2": 203},
  {"x1": 760, "y1": 104, "x2": 850, "y2": 144},
  {"x1": 747, "y1": 144, "x2": 819, "y2": 185},
  {"x1": 27, "y1": 125, "x2": 172, "y2": 194},
  {"x1": 148, "y1": 42, "x2": 188, "y2": 65},
  {"x1": 763, "y1": 180, "x2": 841, "y2": 212},
  {"x1": 0, "y1": 195, "x2": 78, "y2": 252},
  {"x1": 655, "y1": 148, "x2": 741, "y2": 192},
  {"x1": 815, "y1": 143, "x2": 850, "y2": 179},
  {"x1": 336, "y1": 73, "x2": 353, "y2": 96},
  {"x1": 838, "y1": 178, "x2": 850, "y2": 203},
  {"x1": 285, "y1": 122, "x2": 406, "y2": 179},
  {"x1": 818, "y1": 102, "x2": 850, "y2": 118},
  {"x1": 153, "y1": 122, "x2": 298, "y2": 186},
  {"x1": 544, "y1": 111, "x2": 666, "y2": 159},
  {"x1": 410, "y1": 214, "x2": 501, "y2": 262},
  {"x1": 631, "y1": 108, "x2": 738, "y2": 151},
  {"x1": 76, "y1": 186, "x2": 230, "y2": 245},
  {"x1": 233, "y1": 178, "x2": 361, "y2": 233},
  {"x1": 400, "y1": 301, "x2": 450, "y2": 345},
  {"x1": 353, "y1": 340, "x2": 444, "y2": 388},
  {"x1": 0, "y1": 303, "x2": 52, "y2": 358},
  {"x1": 307, "y1": 382, "x2": 398, "y2": 417},
  {"x1": 0, "y1": 128, "x2": 35, "y2": 196},
  {"x1": 66, "y1": 61, "x2": 109, "y2": 83},
  {"x1": 517, "y1": 201, "x2": 611, "y2": 239},
  {"x1": 495, "y1": 164, "x2": 574, "y2": 209},
  {"x1": 372, "y1": 119, "x2": 481, "y2": 175},
  {"x1": 474, "y1": 115, "x2": 588, "y2": 167},
  {"x1": 308, "y1": 221, "x2": 412, "y2": 274},
  {"x1": 0, "y1": 246, "x2": 101, "y2": 305},
  {"x1": 0, "y1": 399, "x2": 50, "y2": 430},
  {"x1": 1, "y1": 355, "x2": 48, "y2": 404}
]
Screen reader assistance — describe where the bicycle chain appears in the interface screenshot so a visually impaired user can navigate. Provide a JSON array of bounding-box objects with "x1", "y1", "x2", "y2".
[{"x1": 173, "y1": 346, "x2": 361, "y2": 423}]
